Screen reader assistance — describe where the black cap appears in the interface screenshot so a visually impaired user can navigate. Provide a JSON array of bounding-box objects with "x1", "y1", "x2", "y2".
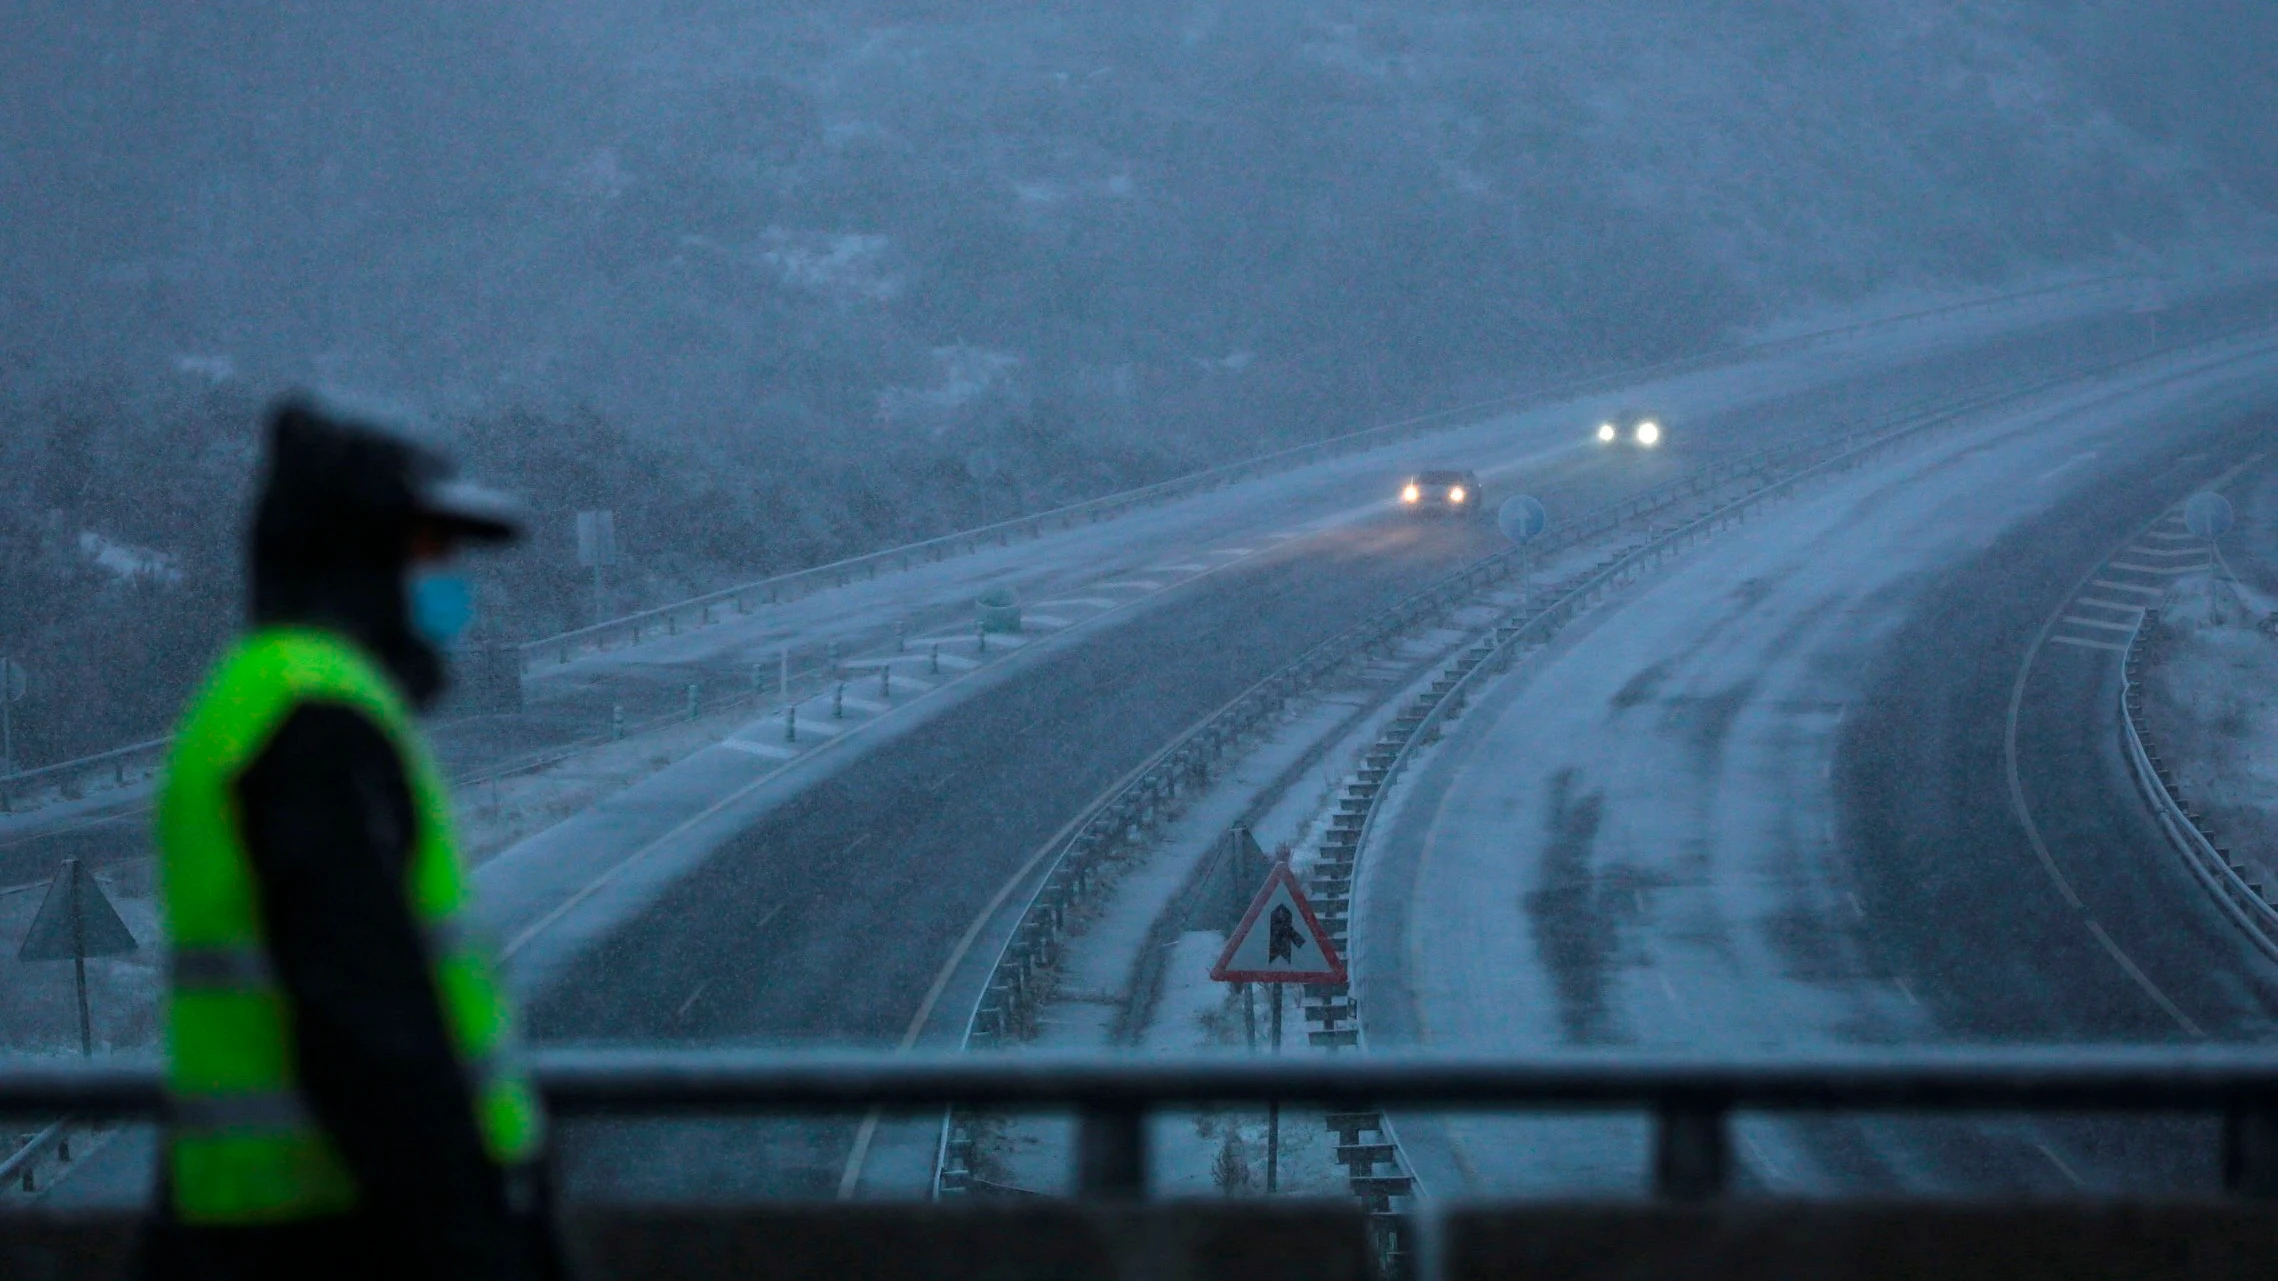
[{"x1": 261, "y1": 393, "x2": 523, "y2": 548}]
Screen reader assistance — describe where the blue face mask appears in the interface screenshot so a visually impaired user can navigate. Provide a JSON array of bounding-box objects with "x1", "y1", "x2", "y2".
[{"x1": 408, "y1": 569, "x2": 476, "y2": 647}]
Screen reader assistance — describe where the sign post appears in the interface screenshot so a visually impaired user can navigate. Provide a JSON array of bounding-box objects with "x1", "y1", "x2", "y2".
[
  {"x1": 0, "y1": 655, "x2": 26, "y2": 777},
  {"x1": 575, "y1": 510, "x2": 618, "y2": 625},
  {"x1": 18, "y1": 859, "x2": 137, "y2": 1056},
  {"x1": 1211, "y1": 851, "x2": 1346, "y2": 1193}
]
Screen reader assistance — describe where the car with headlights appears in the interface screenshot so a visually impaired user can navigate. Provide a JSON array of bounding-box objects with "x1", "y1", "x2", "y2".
[
  {"x1": 1399, "y1": 469, "x2": 1484, "y2": 517},
  {"x1": 1593, "y1": 411, "x2": 1665, "y2": 449}
]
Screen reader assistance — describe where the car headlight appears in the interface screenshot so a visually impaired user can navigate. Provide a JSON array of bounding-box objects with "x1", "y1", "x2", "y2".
[
  {"x1": 1402, "y1": 484, "x2": 1421, "y2": 503},
  {"x1": 1636, "y1": 421, "x2": 1661, "y2": 447},
  {"x1": 1596, "y1": 423, "x2": 1616, "y2": 443},
  {"x1": 1448, "y1": 486, "x2": 1466, "y2": 503}
]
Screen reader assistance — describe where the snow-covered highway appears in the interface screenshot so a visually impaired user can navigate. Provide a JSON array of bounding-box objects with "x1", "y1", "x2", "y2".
[{"x1": 1362, "y1": 316, "x2": 2278, "y2": 1198}]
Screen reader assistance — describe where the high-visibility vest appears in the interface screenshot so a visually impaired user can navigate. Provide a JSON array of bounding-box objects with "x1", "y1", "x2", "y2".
[{"x1": 157, "y1": 627, "x2": 542, "y2": 1224}]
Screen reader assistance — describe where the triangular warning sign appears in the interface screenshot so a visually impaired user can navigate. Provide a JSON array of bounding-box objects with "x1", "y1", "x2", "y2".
[
  {"x1": 1210, "y1": 857, "x2": 1345, "y2": 984},
  {"x1": 18, "y1": 859, "x2": 137, "y2": 962}
]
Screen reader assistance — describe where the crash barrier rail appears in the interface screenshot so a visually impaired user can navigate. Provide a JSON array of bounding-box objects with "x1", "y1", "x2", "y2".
[
  {"x1": 936, "y1": 314, "x2": 2278, "y2": 1219},
  {"x1": 0, "y1": 268, "x2": 2209, "y2": 815},
  {"x1": 12, "y1": 1046, "x2": 2278, "y2": 1199},
  {"x1": 2120, "y1": 607, "x2": 2278, "y2": 962}
]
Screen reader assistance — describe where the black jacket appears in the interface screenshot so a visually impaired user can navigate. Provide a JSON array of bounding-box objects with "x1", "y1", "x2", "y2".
[{"x1": 145, "y1": 404, "x2": 561, "y2": 1281}]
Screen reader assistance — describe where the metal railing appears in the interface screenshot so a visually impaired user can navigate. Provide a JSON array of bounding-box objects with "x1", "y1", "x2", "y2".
[
  {"x1": 2121, "y1": 608, "x2": 2278, "y2": 961},
  {"x1": 9, "y1": 1048, "x2": 2278, "y2": 1200}
]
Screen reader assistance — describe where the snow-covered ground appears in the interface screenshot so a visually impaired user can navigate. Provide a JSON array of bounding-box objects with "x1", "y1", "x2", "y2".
[
  {"x1": 1358, "y1": 325, "x2": 2278, "y2": 1196},
  {"x1": 2138, "y1": 568, "x2": 2278, "y2": 890}
]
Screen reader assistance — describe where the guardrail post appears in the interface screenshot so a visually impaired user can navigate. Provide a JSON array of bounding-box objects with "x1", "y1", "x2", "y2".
[
  {"x1": 2226, "y1": 1104, "x2": 2278, "y2": 1196},
  {"x1": 896, "y1": 620, "x2": 907, "y2": 653},
  {"x1": 833, "y1": 682, "x2": 846, "y2": 720},
  {"x1": 786, "y1": 704, "x2": 798, "y2": 744},
  {"x1": 1653, "y1": 1095, "x2": 1730, "y2": 1200},
  {"x1": 976, "y1": 620, "x2": 988, "y2": 654},
  {"x1": 931, "y1": 643, "x2": 942, "y2": 675},
  {"x1": 611, "y1": 705, "x2": 625, "y2": 742},
  {"x1": 880, "y1": 666, "x2": 892, "y2": 700},
  {"x1": 1076, "y1": 1101, "x2": 1148, "y2": 1200},
  {"x1": 686, "y1": 684, "x2": 700, "y2": 722}
]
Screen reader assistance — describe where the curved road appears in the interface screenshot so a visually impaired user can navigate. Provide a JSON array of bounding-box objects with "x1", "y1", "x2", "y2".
[{"x1": 1363, "y1": 321, "x2": 2278, "y2": 1196}]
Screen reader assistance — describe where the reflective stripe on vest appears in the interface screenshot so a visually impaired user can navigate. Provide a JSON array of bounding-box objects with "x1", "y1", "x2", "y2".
[{"x1": 158, "y1": 628, "x2": 543, "y2": 1224}]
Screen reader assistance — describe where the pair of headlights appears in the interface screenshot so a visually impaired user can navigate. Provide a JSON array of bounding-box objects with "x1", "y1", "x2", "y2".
[
  {"x1": 1597, "y1": 420, "x2": 1662, "y2": 447},
  {"x1": 1401, "y1": 485, "x2": 1466, "y2": 503}
]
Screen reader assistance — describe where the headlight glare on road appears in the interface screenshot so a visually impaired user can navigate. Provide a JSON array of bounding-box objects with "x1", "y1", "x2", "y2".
[
  {"x1": 1448, "y1": 486, "x2": 1466, "y2": 503},
  {"x1": 1597, "y1": 423, "x2": 1617, "y2": 443},
  {"x1": 1402, "y1": 484, "x2": 1421, "y2": 503},
  {"x1": 1636, "y1": 421, "x2": 1662, "y2": 447}
]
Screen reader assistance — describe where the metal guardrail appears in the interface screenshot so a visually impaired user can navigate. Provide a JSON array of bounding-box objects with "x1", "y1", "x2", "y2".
[
  {"x1": 2121, "y1": 608, "x2": 2278, "y2": 961},
  {"x1": 11, "y1": 1048, "x2": 2278, "y2": 1200},
  {"x1": 0, "y1": 269, "x2": 2191, "y2": 817}
]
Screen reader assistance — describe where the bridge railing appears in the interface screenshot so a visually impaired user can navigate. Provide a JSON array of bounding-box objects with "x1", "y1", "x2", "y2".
[{"x1": 9, "y1": 1047, "x2": 2278, "y2": 1200}]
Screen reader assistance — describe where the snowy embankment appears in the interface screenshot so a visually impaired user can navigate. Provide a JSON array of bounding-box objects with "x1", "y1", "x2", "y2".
[{"x1": 2137, "y1": 570, "x2": 2278, "y2": 892}]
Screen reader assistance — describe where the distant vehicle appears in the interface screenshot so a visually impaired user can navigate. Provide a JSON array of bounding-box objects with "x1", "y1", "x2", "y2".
[
  {"x1": 1593, "y1": 411, "x2": 1665, "y2": 449},
  {"x1": 1399, "y1": 468, "x2": 1483, "y2": 517}
]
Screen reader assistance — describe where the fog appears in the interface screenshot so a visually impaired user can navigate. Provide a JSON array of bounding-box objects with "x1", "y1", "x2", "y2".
[{"x1": 1, "y1": 1, "x2": 2273, "y2": 757}]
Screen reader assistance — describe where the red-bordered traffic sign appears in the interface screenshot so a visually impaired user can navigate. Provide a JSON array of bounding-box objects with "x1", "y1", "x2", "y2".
[{"x1": 1210, "y1": 857, "x2": 1345, "y2": 984}]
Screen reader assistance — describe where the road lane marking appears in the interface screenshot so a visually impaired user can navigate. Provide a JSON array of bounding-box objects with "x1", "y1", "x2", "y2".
[
  {"x1": 1023, "y1": 614, "x2": 1072, "y2": 629},
  {"x1": 2090, "y1": 579, "x2": 2165, "y2": 596},
  {"x1": 2048, "y1": 635, "x2": 2129, "y2": 652},
  {"x1": 2035, "y1": 1142, "x2": 2085, "y2": 1188},
  {"x1": 1893, "y1": 977, "x2": 1920, "y2": 1007},
  {"x1": 2124, "y1": 544, "x2": 2208, "y2": 558},
  {"x1": 1212, "y1": 547, "x2": 1256, "y2": 557},
  {"x1": 2107, "y1": 560, "x2": 2206, "y2": 575},
  {"x1": 719, "y1": 739, "x2": 797, "y2": 760},
  {"x1": 2084, "y1": 917, "x2": 2204, "y2": 1036},
  {"x1": 2003, "y1": 484, "x2": 2270, "y2": 1042},
  {"x1": 1033, "y1": 597, "x2": 1118, "y2": 609},
  {"x1": 676, "y1": 982, "x2": 708, "y2": 1018},
  {"x1": 2061, "y1": 615, "x2": 2137, "y2": 632},
  {"x1": 2071, "y1": 597, "x2": 2145, "y2": 613},
  {"x1": 1149, "y1": 563, "x2": 1211, "y2": 573},
  {"x1": 1096, "y1": 579, "x2": 1165, "y2": 591}
]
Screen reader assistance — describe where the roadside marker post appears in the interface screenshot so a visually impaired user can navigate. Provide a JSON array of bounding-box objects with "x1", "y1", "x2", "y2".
[
  {"x1": 1211, "y1": 852, "x2": 1347, "y2": 1193},
  {"x1": 18, "y1": 859, "x2": 136, "y2": 1056}
]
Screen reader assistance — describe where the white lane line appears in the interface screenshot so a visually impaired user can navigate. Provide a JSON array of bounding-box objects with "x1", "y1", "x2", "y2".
[
  {"x1": 2035, "y1": 1142, "x2": 2086, "y2": 1188},
  {"x1": 1848, "y1": 892, "x2": 1866, "y2": 920},
  {"x1": 2108, "y1": 560, "x2": 2207, "y2": 575},
  {"x1": 718, "y1": 738, "x2": 797, "y2": 759},
  {"x1": 2071, "y1": 597, "x2": 2146, "y2": 613},
  {"x1": 2090, "y1": 579, "x2": 2165, "y2": 596},
  {"x1": 1096, "y1": 579, "x2": 1165, "y2": 591},
  {"x1": 2083, "y1": 918, "x2": 2205, "y2": 1037},
  {"x1": 1023, "y1": 614, "x2": 1073, "y2": 628},
  {"x1": 2139, "y1": 529, "x2": 2200, "y2": 542},
  {"x1": 2125, "y1": 545, "x2": 2211, "y2": 559},
  {"x1": 1211, "y1": 547, "x2": 1256, "y2": 557},
  {"x1": 2049, "y1": 635, "x2": 2129, "y2": 652},
  {"x1": 1149, "y1": 563, "x2": 1210, "y2": 573},
  {"x1": 1893, "y1": 977, "x2": 1920, "y2": 1007},
  {"x1": 1032, "y1": 597, "x2": 1118, "y2": 609},
  {"x1": 2035, "y1": 451, "x2": 2099, "y2": 481},
  {"x1": 2061, "y1": 615, "x2": 2137, "y2": 632}
]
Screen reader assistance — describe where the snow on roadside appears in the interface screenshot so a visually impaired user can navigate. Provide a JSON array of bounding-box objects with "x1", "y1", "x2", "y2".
[{"x1": 2138, "y1": 569, "x2": 2278, "y2": 890}]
